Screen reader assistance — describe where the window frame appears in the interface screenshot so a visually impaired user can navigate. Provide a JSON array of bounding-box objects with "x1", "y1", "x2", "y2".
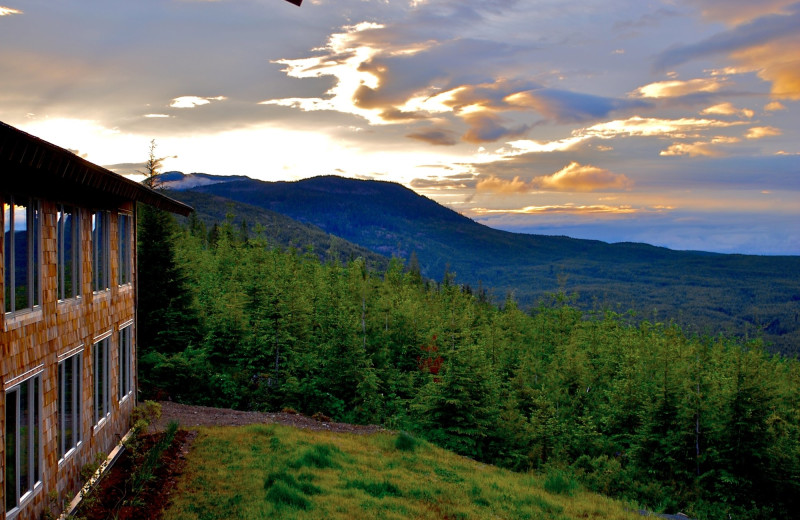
[
  {"x1": 3, "y1": 196, "x2": 41, "y2": 315},
  {"x1": 92, "y1": 210, "x2": 110, "y2": 293},
  {"x1": 118, "y1": 325, "x2": 133, "y2": 402},
  {"x1": 58, "y1": 349, "x2": 83, "y2": 462},
  {"x1": 118, "y1": 212, "x2": 132, "y2": 286},
  {"x1": 57, "y1": 204, "x2": 82, "y2": 301},
  {"x1": 93, "y1": 335, "x2": 111, "y2": 427},
  {"x1": 4, "y1": 371, "x2": 43, "y2": 517}
]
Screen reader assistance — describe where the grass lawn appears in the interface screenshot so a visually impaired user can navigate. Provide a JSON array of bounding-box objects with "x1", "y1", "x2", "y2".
[{"x1": 163, "y1": 424, "x2": 642, "y2": 520}]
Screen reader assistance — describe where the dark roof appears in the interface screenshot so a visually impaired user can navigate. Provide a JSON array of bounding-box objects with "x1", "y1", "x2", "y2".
[{"x1": 0, "y1": 121, "x2": 192, "y2": 216}]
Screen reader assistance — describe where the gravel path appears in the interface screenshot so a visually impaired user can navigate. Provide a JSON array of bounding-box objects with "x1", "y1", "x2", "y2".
[{"x1": 154, "y1": 401, "x2": 387, "y2": 435}]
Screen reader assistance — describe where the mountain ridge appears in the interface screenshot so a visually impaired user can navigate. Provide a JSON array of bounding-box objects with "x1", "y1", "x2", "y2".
[{"x1": 162, "y1": 172, "x2": 800, "y2": 354}]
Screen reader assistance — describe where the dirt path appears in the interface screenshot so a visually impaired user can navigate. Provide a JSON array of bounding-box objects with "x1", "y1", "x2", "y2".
[{"x1": 153, "y1": 401, "x2": 387, "y2": 435}]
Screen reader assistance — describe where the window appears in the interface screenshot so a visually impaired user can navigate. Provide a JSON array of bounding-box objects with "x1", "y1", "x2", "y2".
[
  {"x1": 92, "y1": 210, "x2": 110, "y2": 292},
  {"x1": 4, "y1": 196, "x2": 40, "y2": 314},
  {"x1": 58, "y1": 352, "x2": 82, "y2": 460},
  {"x1": 118, "y1": 326, "x2": 133, "y2": 400},
  {"x1": 57, "y1": 205, "x2": 81, "y2": 300},
  {"x1": 5, "y1": 373, "x2": 41, "y2": 515},
  {"x1": 118, "y1": 213, "x2": 132, "y2": 286},
  {"x1": 93, "y1": 337, "x2": 110, "y2": 426}
]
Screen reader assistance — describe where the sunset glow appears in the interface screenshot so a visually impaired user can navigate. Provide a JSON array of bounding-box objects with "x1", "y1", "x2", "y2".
[{"x1": 0, "y1": 0, "x2": 797, "y2": 254}]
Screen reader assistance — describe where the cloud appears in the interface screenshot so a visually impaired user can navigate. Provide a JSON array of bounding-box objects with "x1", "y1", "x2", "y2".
[
  {"x1": 410, "y1": 174, "x2": 477, "y2": 190},
  {"x1": 654, "y1": 6, "x2": 800, "y2": 99},
  {"x1": 581, "y1": 116, "x2": 744, "y2": 139},
  {"x1": 660, "y1": 142, "x2": 721, "y2": 157},
  {"x1": 406, "y1": 128, "x2": 459, "y2": 146},
  {"x1": 655, "y1": 8, "x2": 800, "y2": 69},
  {"x1": 461, "y1": 110, "x2": 529, "y2": 143},
  {"x1": 764, "y1": 101, "x2": 786, "y2": 111},
  {"x1": 532, "y1": 162, "x2": 631, "y2": 192},
  {"x1": 144, "y1": 113, "x2": 171, "y2": 118},
  {"x1": 490, "y1": 116, "x2": 746, "y2": 165},
  {"x1": 501, "y1": 136, "x2": 585, "y2": 155},
  {"x1": 475, "y1": 162, "x2": 631, "y2": 194},
  {"x1": 470, "y1": 204, "x2": 639, "y2": 216},
  {"x1": 700, "y1": 102, "x2": 754, "y2": 118},
  {"x1": 0, "y1": 6, "x2": 22, "y2": 16},
  {"x1": 170, "y1": 95, "x2": 227, "y2": 108},
  {"x1": 264, "y1": 10, "x2": 648, "y2": 144},
  {"x1": 683, "y1": 0, "x2": 798, "y2": 25},
  {"x1": 632, "y1": 78, "x2": 727, "y2": 98},
  {"x1": 659, "y1": 136, "x2": 741, "y2": 157},
  {"x1": 745, "y1": 126, "x2": 782, "y2": 139},
  {"x1": 506, "y1": 88, "x2": 649, "y2": 123},
  {"x1": 475, "y1": 175, "x2": 530, "y2": 194}
]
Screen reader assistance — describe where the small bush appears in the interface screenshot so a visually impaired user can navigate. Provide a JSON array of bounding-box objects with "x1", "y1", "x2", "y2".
[
  {"x1": 311, "y1": 412, "x2": 331, "y2": 422},
  {"x1": 395, "y1": 431, "x2": 418, "y2": 452},
  {"x1": 543, "y1": 468, "x2": 580, "y2": 496},
  {"x1": 130, "y1": 400, "x2": 162, "y2": 428}
]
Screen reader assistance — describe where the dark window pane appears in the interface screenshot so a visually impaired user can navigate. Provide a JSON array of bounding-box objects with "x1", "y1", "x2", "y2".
[
  {"x1": 33, "y1": 376, "x2": 39, "y2": 483},
  {"x1": 19, "y1": 381, "x2": 29, "y2": 496},
  {"x1": 4, "y1": 202, "x2": 12, "y2": 313},
  {"x1": 5, "y1": 390, "x2": 17, "y2": 511}
]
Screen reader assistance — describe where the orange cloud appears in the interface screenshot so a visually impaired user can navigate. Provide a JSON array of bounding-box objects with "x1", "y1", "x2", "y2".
[
  {"x1": 0, "y1": 6, "x2": 22, "y2": 16},
  {"x1": 745, "y1": 126, "x2": 782, "y2": 139},
  {"x1": 531, "y1": 162, "x2": 632, "y2": 192},
  {"x1": 731, "y1": 34, "x2": 800, "y2": 100},
  {"x1": 764, "y1": 101, "x2": 786, "y2": 111},
  {"x1": 475, "y1": 175, "x2": 530, "y2": 194},
  {"x1": 687, "y1": 0, "x2": 797, "y2": 25},
  {"x1": 632, "y1": 78, "x2": 726, "y2": 98},
  {"x1": 701, "y1": 102, "x2": 754, "y2": 118},
  {"x1": 469, "y1": 204, "x2": 639, "y2": 216},
  {"x1": 660, "y1": 136, "x2": 740, "y2": 157},
  {"x1": 660, "y1": 142, "x2": 721, "y2": 157},
  {"x1": 476, "y1": 162, "x2": 631, "y2": 194},
  {"x1": 584, "y1": 116, "x2": 743, "y2": 139}
]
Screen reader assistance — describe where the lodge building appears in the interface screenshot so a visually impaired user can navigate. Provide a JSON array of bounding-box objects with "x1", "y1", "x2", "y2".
[{"x1": 0, "y1": 121, "x2": 191, "y2": 519}]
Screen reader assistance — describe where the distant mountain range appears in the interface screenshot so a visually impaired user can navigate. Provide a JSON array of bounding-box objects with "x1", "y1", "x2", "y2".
[{"x1": 162, "y1": 172, "x2": 800, "y2": 355}]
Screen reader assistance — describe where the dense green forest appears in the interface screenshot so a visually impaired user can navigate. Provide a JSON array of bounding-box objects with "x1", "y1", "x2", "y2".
[
  {"x1": 139, "y1": 206, "x2": 800, "y2": 520},
  {"x1": 166, "y1": 176, "x2": 800, "y2": 355}
]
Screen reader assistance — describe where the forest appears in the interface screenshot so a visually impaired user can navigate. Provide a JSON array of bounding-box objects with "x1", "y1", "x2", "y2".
[{"x1": 138, "y1": 204, "x2": 800, "y2": 520}]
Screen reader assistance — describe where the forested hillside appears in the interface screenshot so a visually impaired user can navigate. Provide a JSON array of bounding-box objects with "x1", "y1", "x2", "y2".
[
  {"x1": 139, "y1": 206, "x2": 800, "y2": 520},
  {"x1": 166, "y1": 174, "x2": 800, "y2": 355},
  {"x1": 170, "y1": 190, "x2": 390, "y2": 271}
]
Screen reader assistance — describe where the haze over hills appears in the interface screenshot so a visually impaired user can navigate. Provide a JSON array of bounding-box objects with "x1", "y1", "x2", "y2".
[{"x1": 162, "y1": 172, "x2": 800, "y2": 355}]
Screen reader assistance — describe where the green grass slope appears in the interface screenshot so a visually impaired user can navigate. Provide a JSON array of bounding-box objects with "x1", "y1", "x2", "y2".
[
  {"x1": 163, "y1": 424, "x2": 643, "y2": 520},
  {"x1": 183, "y1": 175, "x2": 800, "y2": 355}
]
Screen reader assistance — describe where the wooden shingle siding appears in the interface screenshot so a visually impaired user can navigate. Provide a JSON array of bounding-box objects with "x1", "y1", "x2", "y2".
[{"x1": 1, "y1": 199, "x2": 137, "y2": 520}]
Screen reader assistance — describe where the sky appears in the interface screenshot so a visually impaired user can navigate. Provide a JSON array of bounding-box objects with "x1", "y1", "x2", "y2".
[{"x1": 1, "y1": 0, "x2": 798, "y2": 255}]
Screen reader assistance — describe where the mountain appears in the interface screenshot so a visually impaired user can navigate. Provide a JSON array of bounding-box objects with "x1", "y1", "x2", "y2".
[
  {"x1": 165, "y1": 187, "x2": 390, "y2": 272},
  {"x1": 166, "y1": 173, "x2": 800, "y2": 354},
  {"x1": 159, "y1": 171, "x2": 251, "y2": 190}
]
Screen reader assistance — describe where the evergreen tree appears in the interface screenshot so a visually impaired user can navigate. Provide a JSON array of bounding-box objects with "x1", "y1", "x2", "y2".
[{"x1": 137, "y1": 140, "x2": 202, "y2": 398}]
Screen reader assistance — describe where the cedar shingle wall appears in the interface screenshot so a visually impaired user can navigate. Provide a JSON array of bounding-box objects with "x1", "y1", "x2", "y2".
[{"x1": 0, "y1": 198, "x2": 137, "y2": 520}]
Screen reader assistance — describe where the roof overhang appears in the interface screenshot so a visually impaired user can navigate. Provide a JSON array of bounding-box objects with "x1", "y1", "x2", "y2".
[{"x1": 0, "y1": 121, "x2": 192, "y2": 216}]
